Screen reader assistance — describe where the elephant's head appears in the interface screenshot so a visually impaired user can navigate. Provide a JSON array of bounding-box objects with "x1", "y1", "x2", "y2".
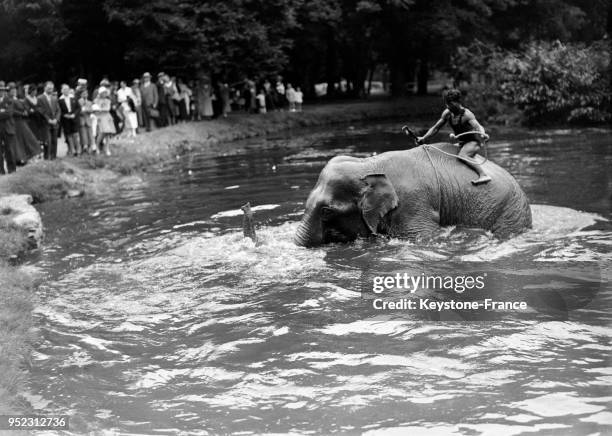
[{"x1": 294, "y1": 157, "x2": 399, "y2": 247}]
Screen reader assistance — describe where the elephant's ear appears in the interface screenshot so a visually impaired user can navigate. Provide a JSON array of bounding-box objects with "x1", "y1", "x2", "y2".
[{"x1": 359, "y1": 174, "x2": 399, "y2": 235}]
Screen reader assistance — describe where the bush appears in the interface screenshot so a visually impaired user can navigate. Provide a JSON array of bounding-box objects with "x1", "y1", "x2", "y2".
[
  {"x1": 453, "y1": 39, "x2": 611, "y2": 125},
  {"x1": 0, "y1": 216, "x2": 29, "y2": 260},
  {"x1": 0, "y1": 262, "x2": 35, "y2": 414},
  {"x1": 0, "y1": 161, "x2": 72, "y2": 203}
]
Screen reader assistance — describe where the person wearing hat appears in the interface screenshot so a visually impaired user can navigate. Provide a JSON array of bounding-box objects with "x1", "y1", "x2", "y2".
[
  {"x1": 0, "y1": 80, "x2": 17, "y2": 173},
  {"x1": 157, "y1": 73, "x2": 170, "y2": 127},
  {"x1": 92, "y1": 86, "x2": 115, "y2": 155},
  {"x1": 24, "y1": 84, "x2": 47, "y2": 146},
  {"x1": 131, "y1": 78, "x2": 143, "y2": 128},
  {"x1": 7, "y1": 82, "x2": 41, "y2": 164},
  {"x1": 140, "y1": 72, "x2": 158, "y2": 131},
  {"x1": 59, "y1": 83, "x2": 82, "y2": 156},
  {"x1": 36, "y1": 81, "x2": 61, "y2": 160},
  {"x1": 77, "y1": 89, "x2": 95, "y2": 154},
  {"x1": 75, "y1": 78, "x2": 88, "y2": 98}
]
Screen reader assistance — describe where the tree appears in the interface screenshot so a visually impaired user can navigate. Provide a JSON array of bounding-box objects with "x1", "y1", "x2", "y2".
[
  {"x1": 0, "y1": 0, "x2": 609, "y2": 98},
  {"x1": 0, "y1": 0, "x2": 67, "y2": 81},
  {"x1": 103, "y1": 0, "x2": 299, "y2": 81}
]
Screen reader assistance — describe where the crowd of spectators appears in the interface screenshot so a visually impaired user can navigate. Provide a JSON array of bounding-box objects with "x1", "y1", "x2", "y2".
[{"x1": 0, "y1": 73, "x2": 303, "y2": 175}]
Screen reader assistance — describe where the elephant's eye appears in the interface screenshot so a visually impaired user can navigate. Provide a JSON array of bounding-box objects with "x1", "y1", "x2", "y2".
[{"x1": 321, "y1": 206, "x2": 336, "y2": 220}]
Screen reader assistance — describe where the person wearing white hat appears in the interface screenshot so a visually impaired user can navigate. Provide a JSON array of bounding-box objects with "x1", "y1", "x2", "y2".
[
  {"x1": 59, "y1": 83, "x2": 82, "y2": 156},
  {"x1": 92, "y1": 86, "x2": 115, "y2": 156},
  {"x1": 77, "y1": 89, "x2": 95, "y2": 154},
  {"x1": 131, "y1": 78, "x2": 143, "y2": 128},
  {"x1": 76, "y1": 78, "x2": 88, "y2": 97}
]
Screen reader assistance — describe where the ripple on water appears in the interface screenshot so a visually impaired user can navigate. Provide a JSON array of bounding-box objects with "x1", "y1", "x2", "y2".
[
  {"x1": 458, "y1": 204, "x2": 608, "y2": 262},
  {"x1": 513, "y1": 392, "x2": 607, "y2": 417}
]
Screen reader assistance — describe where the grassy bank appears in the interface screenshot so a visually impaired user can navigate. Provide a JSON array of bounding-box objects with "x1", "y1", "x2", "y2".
[
  {"x1": 0, "y1": 213, "x2": 30, "y2": 261},
  {"x1": 0, "y1": 210, "x2": 35, "y2": 413},
  {"x1": 0, "y1": 264, "x2": 35, "y2": 414}
]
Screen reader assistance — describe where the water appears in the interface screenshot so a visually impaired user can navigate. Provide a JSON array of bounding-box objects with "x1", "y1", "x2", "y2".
[{"x1": 27, "y1": 123, "x2": 611, "y2": 434}]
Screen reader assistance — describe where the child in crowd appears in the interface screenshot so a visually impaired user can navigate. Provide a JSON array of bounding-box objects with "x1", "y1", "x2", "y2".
[
  {"x1": 286, "y1": 84, "x2": 297, "y2": 112},
  {"x1": 295, "y1": 87, "x2": 303, "y2": 112},
  {"x1": 77, "y1": 90, "x2": 95, "y2": 153},
  {"x1": 256, "y1": 89, "x2": 266, "y2": 114},
  {"x1": 92, "y1": 86, "x2": 116, "y2": 156},
  {"x1": 417, "y1": 89, "x2": 490, "y2": 185}
]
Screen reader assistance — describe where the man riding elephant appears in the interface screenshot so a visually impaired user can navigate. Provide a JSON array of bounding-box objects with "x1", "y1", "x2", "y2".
[{"x1": 417, "y1": 89, "x2": 491, "y2": 185}]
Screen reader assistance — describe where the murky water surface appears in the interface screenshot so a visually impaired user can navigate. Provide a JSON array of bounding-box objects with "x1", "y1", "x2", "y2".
[{"x1": 29, "y1": 123, "x2": 611, "y2": 434}]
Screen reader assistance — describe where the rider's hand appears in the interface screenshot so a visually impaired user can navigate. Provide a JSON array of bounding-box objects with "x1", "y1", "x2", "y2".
[
  {"x1": 449, "y1": 133, "x2": 457, "y2": 140},
  {"x1": 416, "y1": 136, "x2": 425, "y2": 145}
]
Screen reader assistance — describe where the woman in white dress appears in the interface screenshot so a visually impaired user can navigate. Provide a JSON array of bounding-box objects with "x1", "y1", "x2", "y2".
[
  {"x1": 196, "y1": 82, "x2": 214, "y2": 119},
  {"x1": 93, "y1": 87, "x2": 116, "y2": 155},
  {"x1": 117, "y1": 81, "x2": 138, "y2": 137}
]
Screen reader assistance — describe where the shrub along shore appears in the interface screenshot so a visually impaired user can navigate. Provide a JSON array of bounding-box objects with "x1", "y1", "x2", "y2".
[
  {"x1": 0, "y1": 194, "x2": 41, "y2": 414},
  {"x1": 0, "y1": 95, "x2": 439, "y2": 413}
]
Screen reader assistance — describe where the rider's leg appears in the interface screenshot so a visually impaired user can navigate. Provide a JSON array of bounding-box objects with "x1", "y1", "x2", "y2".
[{"x1": 458, "y1": 141, "x2": 491, "y2": 185}]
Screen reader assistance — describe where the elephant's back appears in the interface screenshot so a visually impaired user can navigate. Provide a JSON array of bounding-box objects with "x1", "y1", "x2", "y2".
[
  {"x1": 407, "y1": 144, "x2": 532, "y2": 236},
  {"x1": 410, "y1": 142, "x2": 523, "y2": 188}
]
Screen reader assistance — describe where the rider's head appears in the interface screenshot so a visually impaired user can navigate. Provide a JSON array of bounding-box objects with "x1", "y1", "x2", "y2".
[{"x1": 443, "y1": 89, "x2": 463, "y2": 113}]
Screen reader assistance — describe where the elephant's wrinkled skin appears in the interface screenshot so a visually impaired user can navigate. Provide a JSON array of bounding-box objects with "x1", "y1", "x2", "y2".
[{"x1": 294, "y1": 143, "x2": 532, "y2": 247}]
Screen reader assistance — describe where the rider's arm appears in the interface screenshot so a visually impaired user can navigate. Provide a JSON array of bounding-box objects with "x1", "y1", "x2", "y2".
[
  {"x1": 465, "y1": 110, "x2": 488, "y2": 138},
  {"x1": 418, "y1": 110, "x2": 448, "y2": 144},
  {"x1": 451, "y1": 109, "x2": 489, "y2": 140}
]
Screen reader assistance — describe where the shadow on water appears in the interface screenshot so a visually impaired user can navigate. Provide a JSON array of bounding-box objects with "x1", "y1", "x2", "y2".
[{"x1": 28, "y1": 123, "x2": 611, "y2": 434}]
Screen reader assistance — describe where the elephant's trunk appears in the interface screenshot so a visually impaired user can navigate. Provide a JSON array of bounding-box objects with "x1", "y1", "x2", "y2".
[{"x1": 294, "y1": 212, "x2": 322, "y2": 247}]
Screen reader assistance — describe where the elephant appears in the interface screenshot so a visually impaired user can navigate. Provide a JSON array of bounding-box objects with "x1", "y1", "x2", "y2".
[{"x1": 294, "y1": 143, "x2": 532, "y2": 247}]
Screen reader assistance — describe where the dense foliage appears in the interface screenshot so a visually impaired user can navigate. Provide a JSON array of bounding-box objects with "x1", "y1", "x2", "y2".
[
  {"x1": 454, "y1": 40, "x2": 611, "y2": 124},
  {"x1": 0, "y1": 0, "x2": 609, "y2": 108}
]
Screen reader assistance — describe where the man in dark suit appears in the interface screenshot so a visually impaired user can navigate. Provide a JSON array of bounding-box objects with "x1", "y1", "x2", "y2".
[
  {"x1": 156, "y1": 72, "x2": 169, "y2": 127},
  {"x1": 37, "y1": 81, "x2": 61, "y2": 160},
  {"x1": 59, "y1": 83, "x2": 81, "y2": 156},
  {"x1": 0, "y1": 81, "x2": 17, "y2": 174},
  {"x1": 140, "y1": 72, "x2": 158, "y2": 132}
]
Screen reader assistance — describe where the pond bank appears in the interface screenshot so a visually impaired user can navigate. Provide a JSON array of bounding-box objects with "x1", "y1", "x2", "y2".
[
  {"x1": 0, "y1": 95, "x2": 439, "y2": 413},
  {"x1": 0, "y1": 195, "x2": 42, "y2": 413}
]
